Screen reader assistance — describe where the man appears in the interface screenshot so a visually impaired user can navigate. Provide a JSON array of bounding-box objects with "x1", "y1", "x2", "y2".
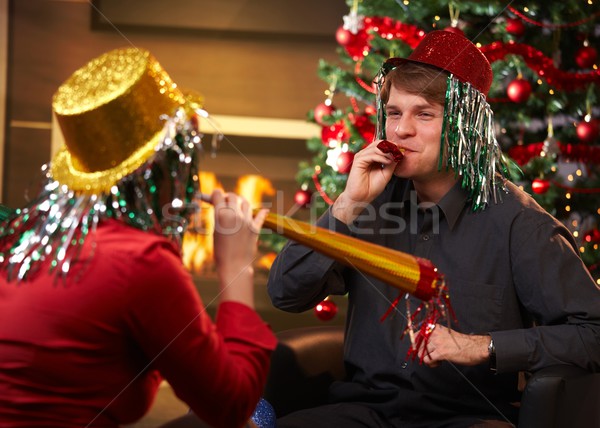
[{"x1": 267, "y1": 30, "x2": 600, "y2": 427}]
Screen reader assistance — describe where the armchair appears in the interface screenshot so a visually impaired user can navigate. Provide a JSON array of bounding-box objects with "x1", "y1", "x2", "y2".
[
  {"x1": 264, "y1": 325, "x2": 600, "y2": 427},
  {"x1": 263, "y1": 325, "x2": 345, "y2": 417}
]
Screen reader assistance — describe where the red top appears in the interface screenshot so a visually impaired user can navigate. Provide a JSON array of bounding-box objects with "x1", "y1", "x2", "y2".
[{"x1": 0, "y1": 219, "x2": 277, "y2": 427}]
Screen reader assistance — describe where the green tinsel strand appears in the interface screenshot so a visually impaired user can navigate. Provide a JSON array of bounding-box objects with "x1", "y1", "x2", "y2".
[
  {"x1": 442, "y1": 75, "x2": 509, "y2": 211},
  {"x1": 0, "y1": 205, "x2": 14, "y2": 222},
  {"x1": 0, "y1": 107, "x2": 205, "y2": 283}
]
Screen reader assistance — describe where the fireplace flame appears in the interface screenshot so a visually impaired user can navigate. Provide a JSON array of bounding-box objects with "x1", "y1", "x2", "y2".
[
  {"x1": 182, "y1": 173, "x2": 276, "y2": 273},
  {"x1": 235, "y1": 174, "x2": 276, "y2": 208},
  {"x1": 182, "y1": 172, "x2": 221, "y2": 273}
]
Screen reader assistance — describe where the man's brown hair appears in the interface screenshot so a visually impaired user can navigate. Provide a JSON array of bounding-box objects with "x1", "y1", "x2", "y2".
[{"x1": 380, "y1": 62, "x2": 448, "y2": 106}]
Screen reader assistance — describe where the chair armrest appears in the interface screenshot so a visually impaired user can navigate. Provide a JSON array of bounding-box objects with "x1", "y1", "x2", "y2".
[
  {"x1": 263, "y1": 325, "x2": 345, "y2": 417},
  {"x1": 518, "y1": 365, "x2": 600, "y2": 428}
]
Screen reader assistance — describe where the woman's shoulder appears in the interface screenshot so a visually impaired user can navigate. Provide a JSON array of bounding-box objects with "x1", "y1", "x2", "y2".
[{"x1": 96, "y1": 219, "x2": 181, "y2": 259}]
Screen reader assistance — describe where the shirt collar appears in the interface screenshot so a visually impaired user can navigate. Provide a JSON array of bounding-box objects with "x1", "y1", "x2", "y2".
[
  {"x1": 437, "y1": 181, "x2": 468, "y2": 230},
  {"x1": 395, "y1": 178, "x2": 467, "y2": 231}
]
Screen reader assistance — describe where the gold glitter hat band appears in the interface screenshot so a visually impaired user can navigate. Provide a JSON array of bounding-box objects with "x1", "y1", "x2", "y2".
[
  {"x1": 51, "y1": 47, "x2": 202, "y2": 194},
  {"x1": 50, "y1": 131, "x2": 164, "y2": 194}
]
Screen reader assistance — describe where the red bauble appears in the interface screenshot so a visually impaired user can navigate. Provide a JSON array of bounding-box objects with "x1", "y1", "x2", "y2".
[
  {"x1": 336, "y1": 151, "x2": 355, "y2": 174},
  {"x1": 443, "y1": 26, "x2": 464, "y2": 37},
  {"x1": 583, "y1": 228, "x2": 600, "y2": 244},
  {"x1": 507, "y1": 78, "x2": 532, "y2": 103},
  {"x1": 575, "y1": 46, "x2": 598, "y2": 69},
  {"x1": 336, "y1": 26, "x2": 370, "y2": 60},
  {"x1": 335, "y1": 27, "x2": 352, "y2": 46},
  {"x1": 576, "y1": 120, "x2": 599, "y2": 144},
  {"x1": 314, "y1": 299, "x2": 338, "y2": 321},
  {"x1": 294, "y1": 189, "x2": 312, "y2": 208},
  {"x1": 314, "y1": 103, "x2": 336, "y2": 126},
  {"x1": 505, "y1": 18, "x2": 525, "y2": 36},
  {"x1": 352, "y1": 112, "x2": 375, "y2": 143},
  {"x1": 508, "y1": 145, "x2": 532, "y2": 166},
  {"x1": 321, "y1": 122, "x2": 348, "y2": 146},
  {"x1": 531, "y1": 178, "x2": 550, "y2": 195}
]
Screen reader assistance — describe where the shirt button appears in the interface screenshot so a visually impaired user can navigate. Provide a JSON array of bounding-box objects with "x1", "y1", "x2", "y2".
[
  {"x1": 401, "y1": 362, "x2": 408, "y2": 369},
  {"x1": 422, "y1": 235, "x2": 430, "y2": 241}
]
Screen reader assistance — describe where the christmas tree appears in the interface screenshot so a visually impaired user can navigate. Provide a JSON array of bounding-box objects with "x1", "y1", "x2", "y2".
[{"x1": 263, "y1": 0, "x2": 600, "y2": 286}]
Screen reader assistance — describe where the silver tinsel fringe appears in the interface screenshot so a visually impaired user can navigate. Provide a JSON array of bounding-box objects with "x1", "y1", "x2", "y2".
[
  {"x1": 0, "y1": 107, "x2": 214, "y2": 282},
  {"x1": 442, "y1": 75, "x2": 509, "y2": 211}
]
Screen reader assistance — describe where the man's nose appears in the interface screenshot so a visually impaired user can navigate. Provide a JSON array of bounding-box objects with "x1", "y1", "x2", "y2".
[{"x1": 392, "y1": 116, "x2": 416, "y2": 137}]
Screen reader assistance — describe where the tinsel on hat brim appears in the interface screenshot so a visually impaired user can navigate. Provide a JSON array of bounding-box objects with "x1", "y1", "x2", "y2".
[
  {"x1": 374, "y1": 66, "x2": 509, "y2": 211},
  {"x1": 0, "y1": 107, "x2": 204, "y2": 283},
  {"x1": 0, "y1": 205, "x2": 13, "y2": 222},
  {"x1": 440, "y1": 75, "x2": 510, "y2": 211}
]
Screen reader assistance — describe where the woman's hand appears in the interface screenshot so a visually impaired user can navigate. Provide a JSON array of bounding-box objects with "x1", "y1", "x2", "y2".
[
  {"x1": 332, "y1": 141, "x2": 399, "y2": 224},
  {"x1": 211, "y1": 189, "x2": 268, "y2": 307}
]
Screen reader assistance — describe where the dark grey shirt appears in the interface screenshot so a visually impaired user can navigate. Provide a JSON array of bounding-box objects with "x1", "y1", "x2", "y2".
[{"x1": 267, "y1": 176, "x2": 600, "y2": 424}]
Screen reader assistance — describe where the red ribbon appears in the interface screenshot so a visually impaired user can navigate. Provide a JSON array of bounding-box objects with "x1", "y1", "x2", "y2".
[
  {"x1": 480, "y1": 41, "x2": 600, "y2": 91},
  {"x1": 311, "y1": 172, "x2": 335, "y2": 205},
  {"x1": 508, "y1": 6, "x2": 600, "y2": 29},
  {"x1": 509, "y1": 141, "x2": 600, "y2": 166}
]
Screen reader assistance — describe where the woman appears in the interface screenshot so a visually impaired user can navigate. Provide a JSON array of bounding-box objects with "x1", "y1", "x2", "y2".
[{"x1": 0, "y1": 47, "x2": 276, "y2": 428}]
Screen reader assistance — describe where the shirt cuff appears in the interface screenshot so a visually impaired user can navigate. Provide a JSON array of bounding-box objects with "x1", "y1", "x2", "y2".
[
  {"x1": 316, "y1": 208, "x2": 354, "y2": 235},
  {"x1": 216, "y1": 301, "x2": 277, "y2": 351},
  {"x1": 491, "y1": 330, "x2": 530, "y2": 373}
]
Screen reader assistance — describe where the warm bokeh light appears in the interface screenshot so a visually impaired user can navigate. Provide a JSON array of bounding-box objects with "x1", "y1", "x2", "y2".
[{"x1": 257, "y1": 252, "x2": 278, "y2": 271}]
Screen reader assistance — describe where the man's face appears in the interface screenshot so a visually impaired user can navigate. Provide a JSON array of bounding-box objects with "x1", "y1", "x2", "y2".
[{"x1": 384, "y1": 85, "x2": 450, "y2": 184}]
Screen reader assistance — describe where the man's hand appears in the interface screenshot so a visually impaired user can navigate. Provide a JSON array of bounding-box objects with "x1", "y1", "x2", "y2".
[
  {"x1": 332, "y1": 141, "x2": 399, "y2": 224},
  {"x1": 417, "y1": 325, "x2": 491, "y2": 367}
]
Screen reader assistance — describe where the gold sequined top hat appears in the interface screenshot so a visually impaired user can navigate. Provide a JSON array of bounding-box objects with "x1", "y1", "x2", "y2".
[{"x1": 51, "y1": 47, "x2": 194, "y2": 194}]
